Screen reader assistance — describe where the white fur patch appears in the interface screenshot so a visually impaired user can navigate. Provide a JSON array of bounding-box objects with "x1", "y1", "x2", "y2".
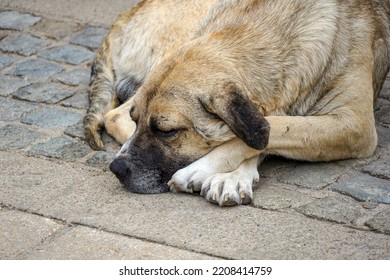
[{"x1": 168, "y1": 156, "x2": 216, "y2": 193}]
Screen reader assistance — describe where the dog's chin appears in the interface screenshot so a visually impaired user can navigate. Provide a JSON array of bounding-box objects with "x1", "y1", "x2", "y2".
[
  {"x1": 121, "y1": 182, "x2": 169, "y2": 194},
  {"x1": 120, "y1": 178, "x2": 169, "y2": 194}
]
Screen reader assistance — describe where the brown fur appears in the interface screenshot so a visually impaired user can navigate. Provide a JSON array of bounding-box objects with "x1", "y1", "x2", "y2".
[{"x1": 84, "y1": 0, "x2": 390, "y2": 203}]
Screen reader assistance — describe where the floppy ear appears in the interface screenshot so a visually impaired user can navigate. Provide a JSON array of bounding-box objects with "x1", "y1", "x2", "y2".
[{"x1": 200, "y1": 84, "x2": 270, "y2": 150}]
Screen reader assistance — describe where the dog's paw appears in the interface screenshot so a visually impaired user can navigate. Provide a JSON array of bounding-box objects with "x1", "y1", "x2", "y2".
[
  {"x1": 200, "y1": 167, "x2": 259, "y2": 207},
  {"x1": 168, "y1": 157, "x2": 215, "y2": 193}
]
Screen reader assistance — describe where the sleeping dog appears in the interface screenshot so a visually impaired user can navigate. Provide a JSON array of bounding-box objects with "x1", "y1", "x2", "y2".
[{"x1": 84, "y1": 0, "x2": 390, "y2": 206}]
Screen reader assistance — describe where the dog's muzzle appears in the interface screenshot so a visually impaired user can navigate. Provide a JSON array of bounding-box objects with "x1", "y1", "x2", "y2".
[{"x1": 109, "y1": 157, "x2": 169, "y2": 194}]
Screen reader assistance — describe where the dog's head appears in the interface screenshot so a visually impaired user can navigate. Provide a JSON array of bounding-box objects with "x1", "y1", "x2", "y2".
[{"x1": 110, "y1": 54, "x2": 270, "y2": 194}]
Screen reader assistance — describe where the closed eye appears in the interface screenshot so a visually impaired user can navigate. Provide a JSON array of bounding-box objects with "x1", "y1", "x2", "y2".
[
  {"x1": 149, "y1": 117, "x2": 179, "y2": 139},
  {"x1": 154, "y1": 128, "x2": 179, "y2": 138}
]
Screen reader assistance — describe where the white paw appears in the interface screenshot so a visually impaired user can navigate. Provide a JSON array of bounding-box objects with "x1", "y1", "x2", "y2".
[
  {"x1": 201, "y1": 168, "x2": 259, "y2": 207},
  {"x1": 168, "y1": 157, "x2": 215, "y2": 193}
]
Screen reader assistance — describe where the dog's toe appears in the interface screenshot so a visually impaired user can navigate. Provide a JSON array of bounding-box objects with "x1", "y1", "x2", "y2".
[
  {"x1": 169, "y1": 159, "x2": 215, "y2": 193},
  {"x1": 239, "y1": 189, "x2": 252, "y2": 205}
]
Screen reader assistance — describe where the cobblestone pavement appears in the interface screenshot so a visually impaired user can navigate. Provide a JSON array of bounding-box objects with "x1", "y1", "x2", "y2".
[{"x1": 0, "y1": 9, "x2": 389, "y2": 260}]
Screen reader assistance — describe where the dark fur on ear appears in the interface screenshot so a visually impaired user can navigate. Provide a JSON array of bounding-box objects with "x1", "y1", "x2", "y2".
[{"x1": 200, "y1": 83, "x2": 270, "y2": 150}]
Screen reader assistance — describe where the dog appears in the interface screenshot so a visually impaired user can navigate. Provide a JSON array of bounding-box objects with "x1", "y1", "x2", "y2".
[{"x1": 84, "y1": 0, "x2": 390, "y2": 206}]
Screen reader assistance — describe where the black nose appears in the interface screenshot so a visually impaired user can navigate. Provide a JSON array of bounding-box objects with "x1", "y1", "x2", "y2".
[{"x1": 109, "y1": 158, "x2": 131, "y2": 180}]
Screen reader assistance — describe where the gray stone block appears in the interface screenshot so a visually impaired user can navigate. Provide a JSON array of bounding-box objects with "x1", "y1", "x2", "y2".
[
  {"x1": 29, "y1": 18, "x2": 81, "y2": 40},
  {"x1": 375, "y1": 98, "x2": 390, "y2": 128},
  {"x1": 377, "y1": 125, "x2": 390, "y2": 148},
  {"x1": 64, "y1": 121, "x2": 85, "y2": 140},
  {"x1": 21, "y1": 107, "x2": 82, "y2": 129},
  {"x1": 365, "y1": 209, "x2": 390, "y2": 234},
  {"x1": 61, "y1": 90, "x2": 89, "y2": 109},
  {"x1": 0, "y1": 11, "x2": 41, "y2": 31},
  {"x1": 86, "y1": 151, "x2": 116, "y2": 166},
  {"x1": 361, "y1": 153, "x2": 390, "y2": 179},
  {"x1": 0, "y1": 34, "x2": 51, "y2": 56},
  {"x1": 29, "y1": 136, "x2": 91, "y2": 160},
  {"x1": 332, "y1": 173, "x2": 390, "y2": 204},
  {"x1": 39, "y1": 45, "x2": 93, "y2": 65},
  {"x1": 55, "y1": 69, "x2": 90, "y2": 86},
  {"x1": 10, "y1": 59, "x2": 64, "y2": 79},
  {"x1": 0, "y1": 124, "x2": 44, "y2": 149},
  {"x1": 0, "y1": 53, "x2": 16, "y2": 69},
  {"x1": 259, "y1": 156, "x2": 297, "y2": 178},
  {"x1": 277, "y1": 163, "x2": 343, "y2": 190},
  {"x1": 14, "y1": 82, "x2": 74, "y2": 104},
  {"x1": 0, "y1": 75, "x2": 30, "y2": 97},
  {"x1": 253, "y1": 183, "x2": 313, "y2": 210},
  {"x1": 0, "y1": 98, "x2": 38, "y2": 121},
  {"x1": 71, "y1": 27, "x2": 108, "y2": 49},
  {"x1": 296, "y1": 196, "x2": 363, "y2": 224}
]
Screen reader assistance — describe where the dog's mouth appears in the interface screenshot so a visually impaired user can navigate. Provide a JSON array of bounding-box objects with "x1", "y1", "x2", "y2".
[{"x1": 109, "y1": 157, "x2": 170, "y2": 194}]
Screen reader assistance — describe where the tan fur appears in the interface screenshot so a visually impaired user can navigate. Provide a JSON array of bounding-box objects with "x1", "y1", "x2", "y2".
[{"x1": 85, "y1": 0, "x2": 390, "y2": 205}]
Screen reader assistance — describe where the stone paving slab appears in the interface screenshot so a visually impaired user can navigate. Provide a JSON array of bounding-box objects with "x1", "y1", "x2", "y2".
[
  {"x1": 0, "y1": 11, "x2": 41, "y2": 31},
  {"x1": 276, "y1": 163, "x2": 344, "y2": 190},
  {"x1": 0, "y1": 75, "x2": 30, "y2": 97},
  {"x1": 0, "y1": 208, "x2": 64, "y2": 259},
  {"x1": 29, "y1": 18, "x2": 82, "y2": 40},
  {"x1": 23, "y1": 225, "x2": 217, "y2": 260},
  {"x1": 0, "y1": 124, "x2": 44, "y2": 149},
  {"x1": 21, "y1": 107, "x2": 83, "y2": 129},
  {"x1": 38, "y1": 44, "x2": 94, "y2": 65},
  {"x1": 0, "y1": 0, "x2": 138, "y2": 26},
  {"x1": 55, "y1": 69, "x2": 90, "y2": 86},
  {"x1": 14, "y1": 82, "x2": 74, "y2": 104},
  {"x1": 0, "y1": 98, "x2": 38, "y2": 121},
  {"x1": 361, "y1": 152, "x2": 390, "y2": 179},
  {"x1": 9, "y1": 59, "x2": 64, "y2": 79},
  {"x1": 332, "y1": 173, "x2": 390, "y2": 204},
  {"x1": 0, "y1": 53, "x2": 16, "y2": 69},
  {"x1": 1, "y1": 151, "x2": 390, "y2": 260},
  {"x1": 29, "y1": 136, "x2": 92, "y2": 160},
  {"x1": 61, "y1": 90, "x2": 89, "y2": 109},
  {"x1": 253, "y1": 181, "x2": 314, "y2": 210},
  {"x1": 71, "y1": 27, "x2": 108, "y2": 50},
  {"x1": 0, "y1": 33, "x2": 51, "y2": 56},
  {"x1": 295, "y1": 196, "x2": 364, "y2": 225},
  {"x1": 365, "y1": 209, "x2": 390, "y2": 234}
]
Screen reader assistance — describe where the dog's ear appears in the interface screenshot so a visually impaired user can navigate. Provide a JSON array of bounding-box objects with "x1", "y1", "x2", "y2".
[{"x1": 200, "y1": 83, "x2": 270, "y2": 150}]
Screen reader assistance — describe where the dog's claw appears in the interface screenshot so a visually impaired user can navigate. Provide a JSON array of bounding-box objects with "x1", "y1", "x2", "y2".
[
  {"x1": 221, "y1": 194, "x2": 239, "y2": 207},
  {"x1": 239, "y1": 190, "x2": 252, "y2": 205}
]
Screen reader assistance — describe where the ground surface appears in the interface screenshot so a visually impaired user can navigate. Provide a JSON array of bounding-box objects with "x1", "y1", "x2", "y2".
[{"x1": 0, "y1": 0, "x2": 389, "y2": 259}]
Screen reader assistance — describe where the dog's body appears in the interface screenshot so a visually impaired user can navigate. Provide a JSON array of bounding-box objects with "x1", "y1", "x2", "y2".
[{"x1": 84, "y1": 0, "x2": 390, "y2": 206}]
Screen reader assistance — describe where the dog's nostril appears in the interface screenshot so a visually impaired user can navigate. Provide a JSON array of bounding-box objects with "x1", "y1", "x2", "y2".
[{"x1": 109, "y1": 158, "x2": 130, "y2": 179}]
